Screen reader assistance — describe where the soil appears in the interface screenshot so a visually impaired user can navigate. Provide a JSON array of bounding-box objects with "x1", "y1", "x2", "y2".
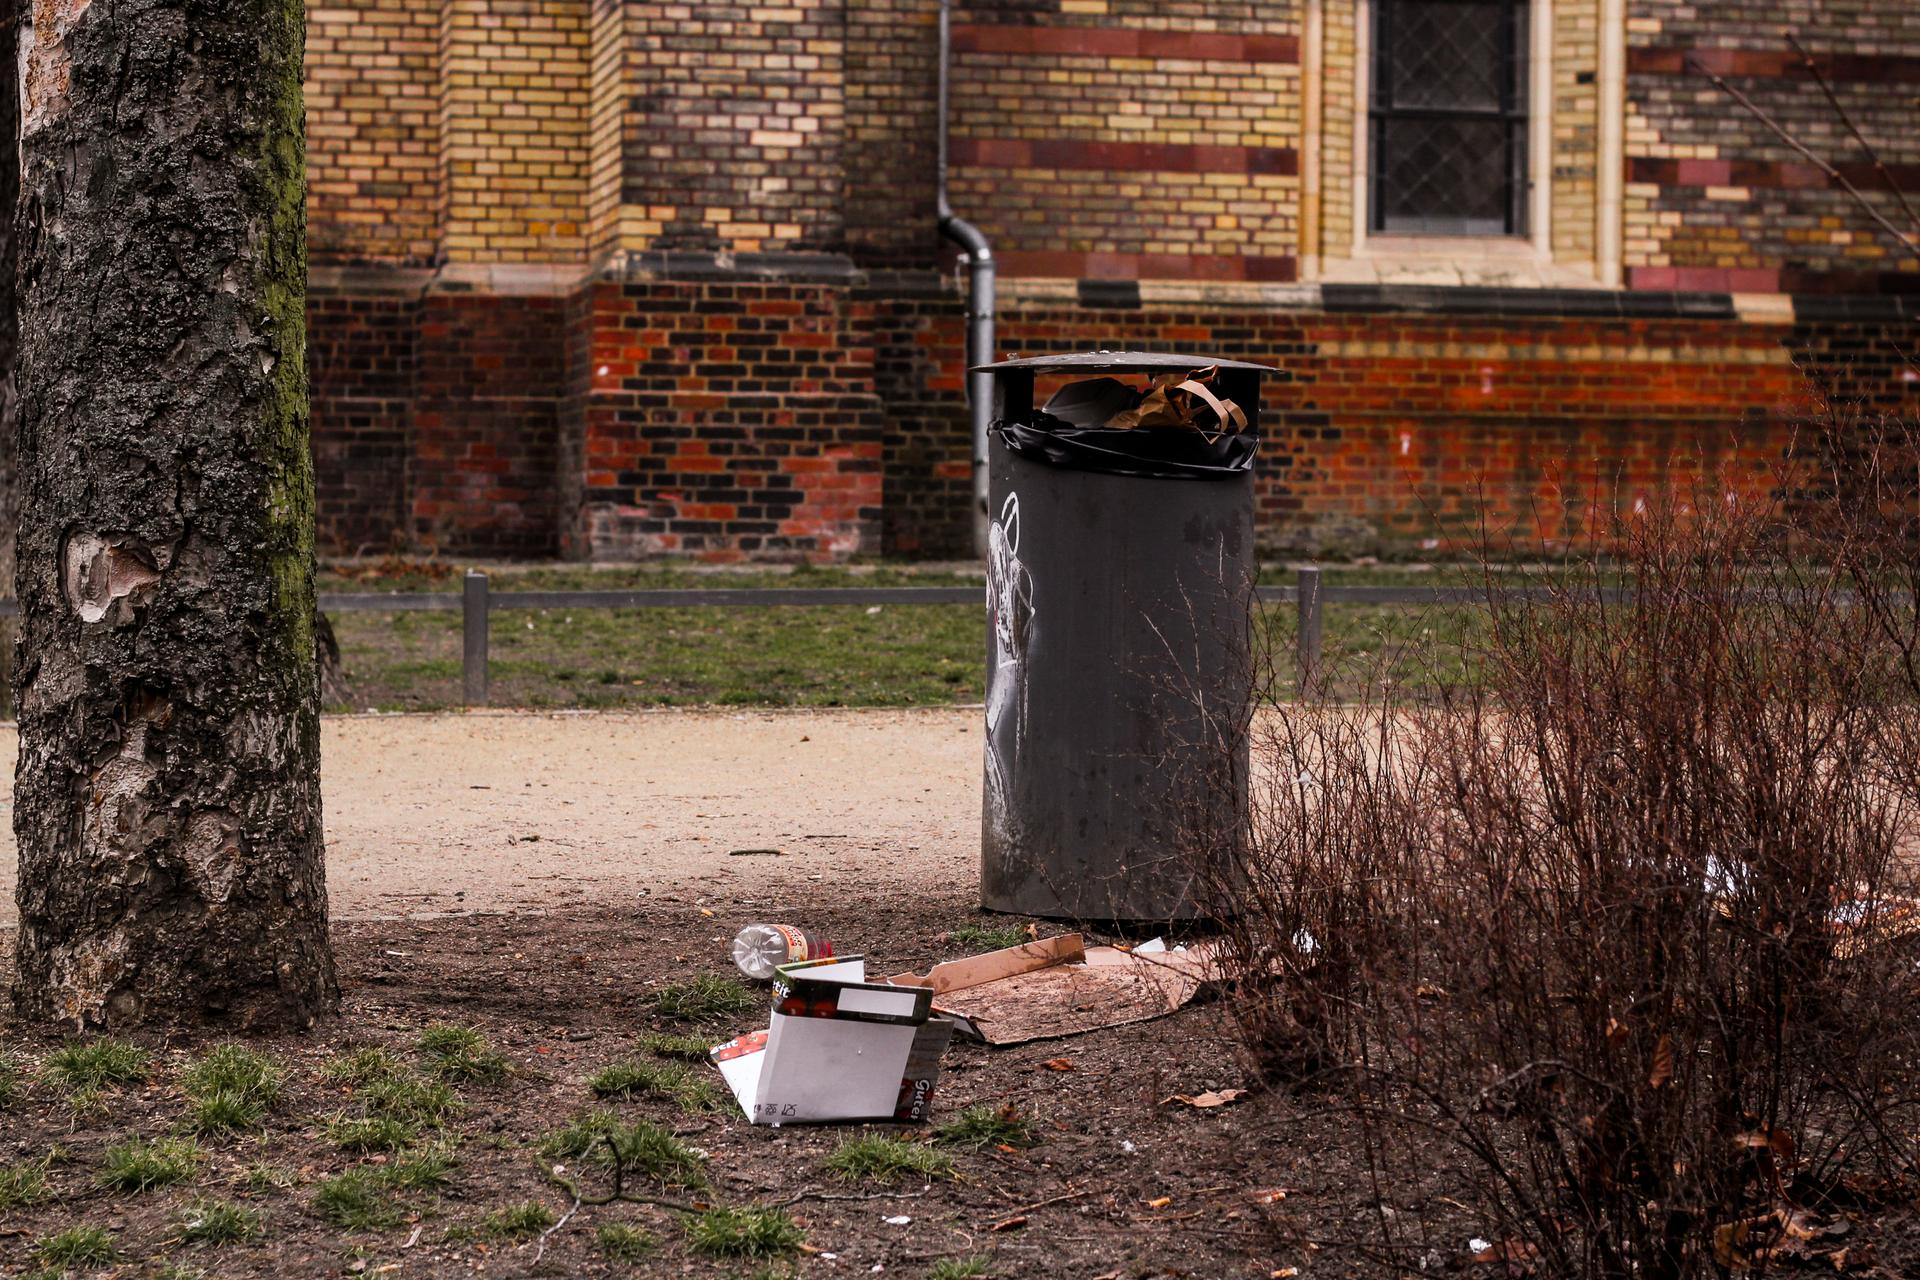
[{"x1": 1, "y1": 710, "x2": 1914, "y2": 1278}]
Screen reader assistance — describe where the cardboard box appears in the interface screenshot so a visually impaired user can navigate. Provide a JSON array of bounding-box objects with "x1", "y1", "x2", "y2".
[
  {"x1": 886, "y1": 934, "x2": 1222, "y2": 1045},
  {"x1": 709, "y1": 955, "x2": 955, "y2": 1126}
]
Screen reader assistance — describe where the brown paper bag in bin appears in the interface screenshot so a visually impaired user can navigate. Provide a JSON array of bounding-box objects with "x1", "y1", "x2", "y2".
[{"x1": 1106, "y1": 366, "x2": 1247, "y2": 440}]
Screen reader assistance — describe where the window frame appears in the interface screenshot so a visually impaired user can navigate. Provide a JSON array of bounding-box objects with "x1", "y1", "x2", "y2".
[
  {"x1": 1348, "y1": 0, "x2": 1553, "y2": 262},
  {"x1": 1367, "y1": 0, "x2": 1531, "y2": 237}
]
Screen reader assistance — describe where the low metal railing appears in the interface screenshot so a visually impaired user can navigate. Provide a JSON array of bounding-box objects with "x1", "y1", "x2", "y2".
[{"x1": 315, "y1": 567, "x2": 1468, "y2": 707}]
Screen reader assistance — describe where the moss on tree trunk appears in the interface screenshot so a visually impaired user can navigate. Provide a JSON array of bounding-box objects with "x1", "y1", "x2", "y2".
[{"x1": 11, "y1": 0, "x2": 338, "y2": 1028}]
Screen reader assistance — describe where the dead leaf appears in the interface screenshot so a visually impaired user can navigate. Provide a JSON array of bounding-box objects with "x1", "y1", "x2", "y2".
[
  {"x1": 990, "y1": 1214, "x2": 1029, "y2": 1232},
  {"x1": 1251, "y1": 1188, "x2": 1292, "y2": 1204},
  {"x1": 1272, "y1": 1271, "x2": 1300, "y2": 1279},
  {"x1": 1146, "y1": 1196, "x2": 1171, "y2": 1209},
  {"x1": 1649, "y1": 1034, "x2": 1674, "y2": 1089},
  {"x1": 1042, "y1": 1058, "x2": 1074, "y2": 1072},
  {"x1": 1164, "y1": 1088, "x2": 1249, "y2": 1109},
  {"x1": 1605, "y1": 1017, "x2": 1630, "y2": 1046}
]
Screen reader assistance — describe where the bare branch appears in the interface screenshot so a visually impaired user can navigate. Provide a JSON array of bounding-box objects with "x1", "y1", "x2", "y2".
[
  {"x1": 1784, "y1": 34, "x2": 1920, "y2": 240},
  {"x1": 1687, "y1": 55, "x2": 1920, "y2": 266}
]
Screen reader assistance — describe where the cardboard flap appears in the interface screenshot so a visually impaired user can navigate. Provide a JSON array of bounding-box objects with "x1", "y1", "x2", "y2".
[{"x1": 887, "y1": 936, "x2": 1224, "y2": 1046}]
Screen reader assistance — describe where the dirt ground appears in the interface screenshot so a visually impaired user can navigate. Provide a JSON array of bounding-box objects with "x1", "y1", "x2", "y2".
[
  {"x1": 0, "y1": 709, "x2": 984, "y2": 929},
  {"x1": 2, "y1": 710, "x2": 1913, "y2": 1278}
]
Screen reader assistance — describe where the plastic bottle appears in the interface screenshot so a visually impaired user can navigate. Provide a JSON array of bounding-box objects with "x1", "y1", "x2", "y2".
[{"x1": 730, "y1": 924, "x2": 833, "y2": 981}]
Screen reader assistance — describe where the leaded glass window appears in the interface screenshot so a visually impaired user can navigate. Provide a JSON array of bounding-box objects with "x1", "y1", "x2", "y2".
[{"x1": 1369, "y1": 0, "x2": 1530, "y2": 237}]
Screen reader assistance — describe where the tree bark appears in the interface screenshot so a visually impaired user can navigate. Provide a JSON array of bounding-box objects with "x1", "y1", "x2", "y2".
[
  {"x1": 12, "y1": 0, "x2": 338, "y2": 1028},
  {"x1": 0, "y1": 0, "x2": 21, "y2": 718}
]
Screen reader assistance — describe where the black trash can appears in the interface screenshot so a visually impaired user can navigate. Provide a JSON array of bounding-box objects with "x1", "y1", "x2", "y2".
[{"x1": 976, "y1": 351, "x2": 1269, "y2": 923}]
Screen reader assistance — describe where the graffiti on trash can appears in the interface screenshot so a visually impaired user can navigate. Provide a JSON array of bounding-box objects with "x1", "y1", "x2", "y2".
[{"x1": 985, "y1": 492, "x2": 1035, "y2": 845}]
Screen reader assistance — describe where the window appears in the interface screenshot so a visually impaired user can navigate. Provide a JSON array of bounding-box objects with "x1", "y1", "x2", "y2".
[{"x1": 1369, "y1": 0, "x2": 1530, "y2": 237}]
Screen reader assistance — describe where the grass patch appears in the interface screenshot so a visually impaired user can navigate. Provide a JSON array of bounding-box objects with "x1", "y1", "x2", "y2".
[
  {"x1": 314, "y1": 1169, "x2": 407, "y2": 1231},
  {"x1": 321, "y1": 1046, "x2": 407, "y2": 1087},
  {"x1": 596, "y1": 1222, "x2": 657, "y2": 1262},
  {"x1": 654, "y1": 974, "x2": 757, "y2": 1023},
  {"x1": 359, "y1": 1071, "x2": 461, "y2": 1126},
  {"x1": 480, "y1": 1201, "x2": 557, "y2": 1239},
  {"x1": 948, "y1": 922, "x2": 1028, "y2": 952},
  {"x1": 240, "y1": 1163, "x2": 297, "y2": 1194},
  {"x1": 682, "y1": 1205, "x2": 804, "y2": 1260},
  {"x1": 98, "y1": 1136, "x2": 200, "y2": 1193},
  {"x1": 34, "y1": 1225, "x2": 118, "y2": 1268},
  {"x1": 417, "y1": 1024, "x2": 509, "y2": 1084},
  {"x1": 182, "y1": 1045, "x2": 282, "y2": 1135},
  {"x1": 176, "y1": 1197, "x2": 263, "y2": 1246},
  {"x1": 0, "y1": 1154, "x2": 50, "y2": 1209},
  {"x1": 587, "y1": 1058, "x2": 725, "y2": 1112},
  {"x1": 45, "y1": 1038, "x2": 149, "y2": 1097},
  {"x1": 933, "y1": 1103, "x2": 1039, "y2": 1151},
  {"x1": 0, "y1": 1052, "x2": 23, "y2": 1108},
  {"x1": 823, "y1": 1133, "x2": 955, "y2": 1184},
  {"x1": 386, "y1": 1142, "x2": 460, "y2": 1191},
  {"x1": 929, "y1": 1258, "x2": 993, "y2": 1280},
  {"x1": 328, "y1": 1113, "x2": 418, "y2": 1154},
  {"x1": 540, "y1": 1110, "x2": 707, "y2": 1188},
  {"x1": 638, "y1": 1032, "x2": 715, "y2": 1062}
]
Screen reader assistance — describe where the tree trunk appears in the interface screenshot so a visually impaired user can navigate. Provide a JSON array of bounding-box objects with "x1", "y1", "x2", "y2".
[
  {"x1": 12, "y1": 0, "x2": 338, "y2": 1028},
  {"x1": 0, "y1": 0, "x2": 20, "y2": 719}
]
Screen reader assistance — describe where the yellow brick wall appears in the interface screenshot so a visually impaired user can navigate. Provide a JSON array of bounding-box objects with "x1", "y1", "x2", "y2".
[
  {"x1": 438, "y1": 0, "x2": 593, "y2": 262},
  {"x1": 1550, "y1": 0, "x2": 1601, "y2": 265},
  {"x1": 308, "y1": 0, "x2": 443, "y2": 263}
]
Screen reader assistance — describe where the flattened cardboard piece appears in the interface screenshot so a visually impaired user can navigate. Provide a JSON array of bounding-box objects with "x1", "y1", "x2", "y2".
[
  {"x1": 886, "y1": 935, "x2": 1224, "y2": 1046},
  {"x1": 709, "y1": 955, "x2": 951, "y2": 1126}
]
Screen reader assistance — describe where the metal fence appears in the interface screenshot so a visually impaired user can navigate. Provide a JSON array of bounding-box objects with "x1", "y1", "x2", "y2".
[{"x1": 314, "y1": 567, "x2": 1474, "y2": 707}]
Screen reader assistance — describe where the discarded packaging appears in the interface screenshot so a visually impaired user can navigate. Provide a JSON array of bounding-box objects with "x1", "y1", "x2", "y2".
[
  {"x1": 1037, "y1": 366, "x2": 1247, "y2": 438},
  {"x1": 731, "y1": 923, "x2": 832, "y2": 981},
  {"x1": 709, "y1": 954, "x2": 953, "y2": 1125},
  {"x1": 887, "y1": 933, "x2": 1222, "y2": 1045}
]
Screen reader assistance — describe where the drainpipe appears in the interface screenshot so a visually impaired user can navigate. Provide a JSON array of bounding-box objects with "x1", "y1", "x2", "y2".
[{"x1": 937, "y1": 0, "x2": 996, "y2": 558}]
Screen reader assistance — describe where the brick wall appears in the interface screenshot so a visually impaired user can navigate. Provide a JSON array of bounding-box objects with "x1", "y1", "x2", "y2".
[
  {"x1": 1624, "y1": 1, "x2": 1920, "y2": 293},
  {"x1": 565, "y1": 279, "x2": 884, "y2": 559},
  {"x1": 948, "y1": 4, "x2": 1301, "y2": 282}
]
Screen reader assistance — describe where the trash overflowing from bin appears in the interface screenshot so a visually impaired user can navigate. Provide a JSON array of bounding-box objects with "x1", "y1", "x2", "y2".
[{"x1": 703, "y1": 925, "x2": 1224, "y2": 1124}]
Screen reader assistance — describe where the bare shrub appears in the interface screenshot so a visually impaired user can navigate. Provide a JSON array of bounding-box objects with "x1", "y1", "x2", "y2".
[{"x1": 1199, "y1": 463, "x2": 1920, "y2": 1277}]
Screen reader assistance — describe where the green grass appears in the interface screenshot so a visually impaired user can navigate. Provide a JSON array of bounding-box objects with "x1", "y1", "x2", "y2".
[
  {"x1": 0, "y1": 1154, "x2": 50, "y2": 1209},
  {"x1": 358, "y1": 1071, "x2": 461, "y2": 1126},
  {"x1": 933, "y1": 1103, "x2": 1039, "y2": 1151},
  {"x1": 314, "y1": 1168, "x2": 408, "y2": 1231},
  {"x1": 480, "y1": 1201, "x2": 557, "y2": 1239},
  {"x1": 0, "y1": 1052, "x2": 23, "y2": 1108},
  {"x1": 681, "y1": 1205, "x2": 805, "y2": 1260},
  {"x1": 328, "y1": 1113, "x2": 418, "y2": 1154},
  {"x1": 34, "y1": 1225, "x2": 118, "y2": 1268},
  {"x1": 948, "y1": 922, "x2": 1028, "y2": 952},
  {"x1": 321, "y1": 1046, "x2": 408, "y2": 1087},
  {"x1": 539, "y1": 1110, "x2": 707, "y2": 1188},
  {"x1": 240, "y1": 1163, "x2": 297, "y2": 1194},
  {"x1": 587, "y1": 1058, "x2": 725, "y2": 1112},
  {"x1": 639, "y1": 1031, "x2": 716, "y2": 1062},
  {"x1": 385, "y1": 1142, "x2": 460, "y2": 1191},
  {"x1": 182, "y1": 1045, "x2": 282, "y2": 1134},
  {"x1": 176, "y1": 1197, "x2": 263, "y2": 1246},
  {"x1": 596, "y1": 1222, "x2": 657, "y2": 1262},
  {"x1": 654, "y1": 974, "x2": 757, "y2": 1023},
  {"x1": 823, "y1": 1134, "x2": 955, "y2": 1184},
  {"x1": 929, "y1": 1258, "x2": 994, "y2": 1280},
  {"x1": 323, "y1": 563, "x2": 985, "y2": 713},
  {"x1": 45, "y1": 1038, "x2": 149, "y2": 1097},
  {"x1": 98, "y1": 1136, "x2": 200, "y2": 1193},
  {"x1": 416, "y1": 1024, "x2": 509, "y2": 1084}
]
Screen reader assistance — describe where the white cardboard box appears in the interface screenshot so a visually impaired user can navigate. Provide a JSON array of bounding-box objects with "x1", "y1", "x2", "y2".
[{"x1": 709, "y1": 956, "x2": 954, "y2": 1126}]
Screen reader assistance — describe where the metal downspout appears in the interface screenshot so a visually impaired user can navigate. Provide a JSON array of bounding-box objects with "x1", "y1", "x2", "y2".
[{"x1": 936, "y1": 0, "x2": 996, "y2": 558}]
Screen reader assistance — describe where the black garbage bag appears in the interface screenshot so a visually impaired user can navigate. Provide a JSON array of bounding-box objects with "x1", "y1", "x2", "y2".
[{"x1": 991, "y1": 412, "x2": 1258, "y2": 480}]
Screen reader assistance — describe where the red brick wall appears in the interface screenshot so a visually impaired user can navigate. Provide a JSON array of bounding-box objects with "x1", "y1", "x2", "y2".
[
  {"x1": 565, "y1": 280, "x2": 885, "y2": 560},
  {"x1": 309, "y1": 280, "x2": 1920, "y2": 562}
]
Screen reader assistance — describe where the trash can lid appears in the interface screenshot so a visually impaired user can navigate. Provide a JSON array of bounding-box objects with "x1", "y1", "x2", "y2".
[{"x1": 970, "y1": 349, "x2": 1275, "y2": 375}]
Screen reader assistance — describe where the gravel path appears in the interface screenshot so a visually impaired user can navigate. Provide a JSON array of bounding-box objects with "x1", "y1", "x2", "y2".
[{"x1": 0, "y1": 708, "x2": 983, "y2": 926}]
